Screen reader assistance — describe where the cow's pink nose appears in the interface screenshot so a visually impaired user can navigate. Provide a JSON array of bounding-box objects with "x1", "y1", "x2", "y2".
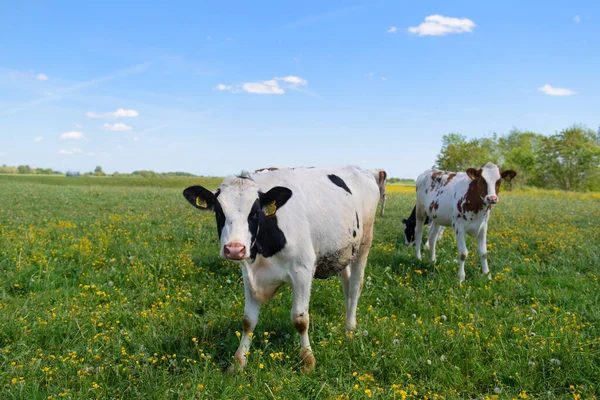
[
  {"x1": 224, "y1": 242, "x2": 246, "y2": 260},
  {"x1": 486, "y1": 195, "x2": 498, "y2": 204}
]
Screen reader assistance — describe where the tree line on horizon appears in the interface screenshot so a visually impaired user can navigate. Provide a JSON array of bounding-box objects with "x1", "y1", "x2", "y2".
[
  {"x1": 434, "y1": 125, "x2": 600, "y2": 192},
  {"x1": 3, "y1": 124, "x2": 599, "y2": 191}
]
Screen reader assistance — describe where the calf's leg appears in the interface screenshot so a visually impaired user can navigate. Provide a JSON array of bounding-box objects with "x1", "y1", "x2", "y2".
[{"x1": 477, "y1": 225, "x2": 491, "y2": 279}]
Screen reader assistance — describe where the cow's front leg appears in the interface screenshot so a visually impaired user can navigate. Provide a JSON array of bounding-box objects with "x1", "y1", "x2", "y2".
[
  {"x1": 477, "y1": 225, "x2": 491, "y2": 280},
  {"x1": 455, "y1": 227, "x2": 468, "y2": 283},
  {"x1": 291, "y1": 270, "x2": 316, "y2": 374},
  {"x1": 228, "y1": 275, "x2": 262, "y2": 375}
]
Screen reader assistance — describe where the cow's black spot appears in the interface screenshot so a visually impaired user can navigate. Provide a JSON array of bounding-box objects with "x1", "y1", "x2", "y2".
[
  {"x1": 328, "y1": 174, "x2": 352, "y2": 195},
  {"x1": 247, "y1": 196, "x2": 288, "y2": 259},
  {"x1": 253, "y1": 213, "x2": 287, "y2": 258},
  {"x1": 214, "y1": 200, "x2": 226, "y2": 239},
  {"x1": 352, "y1": 230, "x2": 357, "y2": 238},
  {"x1": 356, "y1": 212, "x2": 360, "y2": 229}
]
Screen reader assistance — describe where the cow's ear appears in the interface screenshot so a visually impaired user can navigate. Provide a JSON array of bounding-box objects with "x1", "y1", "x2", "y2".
[
  {"x1": 183, "y1": 186, "x2": 216, "y2": 211},
  {"x1": 466, "y1": 168, "x2": 481, "y2": 180},
  {"x1": 259, "y1": 186, "x2": 293, "y2": 217},
  {"x1": 501, "y1": 170, "x2": 517, "y2": 181}
]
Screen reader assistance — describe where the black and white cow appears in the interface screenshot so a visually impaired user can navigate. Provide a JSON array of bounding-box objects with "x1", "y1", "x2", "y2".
[
  {"x1": 369, "y1": 169, "x2": 387, "y2": 217},
  {"x1": 183, "y1": 166, "x2": 380, "y2": 373},
  {"x1": 402, "y1": 206, "x2": 444, "y2": 247},
  {"x1": 413, "y1": 162, "x2": 516, "y2": 282}
]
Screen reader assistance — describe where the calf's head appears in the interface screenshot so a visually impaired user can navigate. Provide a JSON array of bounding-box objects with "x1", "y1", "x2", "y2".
[
  {"x1": 466, "y1": 163, "x2": 516, "y2": 206},
  {"x1": 183, "y1": 176, "x2": 292, "y2": 261}
]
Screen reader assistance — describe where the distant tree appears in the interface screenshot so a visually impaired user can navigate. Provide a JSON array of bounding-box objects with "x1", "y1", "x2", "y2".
[
  {"x1": 17, "y1": 165, "x2": 32, "y2": 174},
  {"x1": 496, "y1": 130, "x2": 545, "y2": 188},
  {"x1": 435, "y1": 133, "x2": 497, "y2": 171},
  {"x1": 537, "y1": 125, "x2": 600, "y2": 191},
  {"x1": 94, "y1": 166, "x2": 105, "y2": 177}
]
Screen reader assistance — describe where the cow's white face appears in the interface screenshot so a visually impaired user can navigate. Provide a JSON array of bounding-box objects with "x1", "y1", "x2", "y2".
[
  {"x1": 214, "y1": 177, "x2": 261, "y2": 260},
  {"x1": 183, "y1": 176, "x2": 293, "y2": 261},
  {"x1": 466, "y1": 163, "x2": 517, "y2": 206}
]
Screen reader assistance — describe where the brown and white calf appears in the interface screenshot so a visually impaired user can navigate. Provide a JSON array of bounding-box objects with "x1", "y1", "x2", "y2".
[
  {"x1": 369, "y1": 169, "x2": 387, "y2": 216},
  {"x1": 413, "y1": 162, "x2": 516, "y2": 282},
  {"x1": 183, "y1": 166, "x2": 379, "y2": 373}
]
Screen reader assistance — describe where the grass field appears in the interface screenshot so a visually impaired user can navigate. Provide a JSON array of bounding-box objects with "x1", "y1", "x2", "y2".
[{"x1": 1, "y1": 175, "x2": 599, "y2": 399}]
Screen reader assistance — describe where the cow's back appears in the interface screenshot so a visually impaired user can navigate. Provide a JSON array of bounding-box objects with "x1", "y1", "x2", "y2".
[{"x1": 416, "y1": 170, "x2": 470, "y2": 226}]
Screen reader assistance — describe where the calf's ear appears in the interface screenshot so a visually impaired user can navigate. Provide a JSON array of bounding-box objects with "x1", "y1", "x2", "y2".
[
  {"x1": 501, "y1": 170, "x2": 517, "y2": 181},
  {"x1": 183, "y1": 186, "x2": 216, "y2": 210},
  {"x1": 466, "y1": 168, "x2": 481, "y2": 180},
  {"x1": 259, "y1": 186, "x2": 293, "y2": 217}
]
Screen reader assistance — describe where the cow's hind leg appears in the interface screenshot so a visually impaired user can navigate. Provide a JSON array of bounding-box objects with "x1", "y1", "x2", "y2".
[
  {"x1": 455, "y1": 227, "x2": 468, "y2": 283},
  {"x1": 291, "y1": 263, "x2": 316, "y2": 374},
  {"x1": 346, "y1": 219, "x2": 374, "y2": 333},
  {"x1": 428, "y1": 222, "x2": 443, "y2": 263},
  {"x1": 228, "y1": 275, "x2": 262, "y2": 374},
  {"x1": 340, "y1": 266, "x2": 351, "y2": 323},
  {"x1": 379, "y1": 193, "x2": 386, "y2": 217}
]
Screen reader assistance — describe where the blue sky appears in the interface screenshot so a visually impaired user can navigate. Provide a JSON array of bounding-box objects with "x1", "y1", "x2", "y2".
[{"x1": 1, "y1": 0, "x2": 598, "y2": 178}]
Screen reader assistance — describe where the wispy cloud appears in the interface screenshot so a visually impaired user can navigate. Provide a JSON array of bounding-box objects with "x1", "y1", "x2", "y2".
[
  {"x1": 573, "y1": 15, "x2": 581, "y2": 23},
  {"x1": 0, "y1": 63, "x2": 149, "y2": 117},
  {"x1": 218, "y1": 76, "x2": 309, "y2": 95},
  {"x1": 538, "y1": 84, "x2": 575, "y2": 96},
  {"x1": 36, "y1": 73, "x2": 48, "y2": 81},
  {"x1": 34, "y1": 136, "x2": 44, "y2": 142},
  {"x1": 60, "y1": 131, "x2": 86, "y2": 140},
  {"x1": 408, "y1": 15, "x2": 476, "y2": 36},
  {"x1": 387, "y1": 26, "x2": 397, "y2": 33},
  {"x1": 216, "y1": 84, "x2": 233, "y2": 91},
  {"x1": 58, "y1": 148, "x2": 83, "y2": 155},
  {"x1": 86, "y1": 108, "x2": 139, "y2": 118},
  {"x1": 104, "y1": 123, "x2": 133, "y2": 131}
]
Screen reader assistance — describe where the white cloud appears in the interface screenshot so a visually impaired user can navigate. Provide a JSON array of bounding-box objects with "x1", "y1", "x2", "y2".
[
  {"x1": 387, "y1": 26, "x2": 397, "y2": 33},
  {"x1": 34, "y1": 136, "x2": 44, "y2": 142},
  {"x1": 58, "y1": 148, "x2": 83, "y2": 155},
  {"x1": 538, "y1": 84, "x2": 575, "y2": 96},
  {"x1": 408, "y1": 15, "x2": 476, "y2": 36},
  {"x1": 277, "y1": 75, "x2": 308, "y2": 88},
  {"x1": 36, "y1": 73, "x2": 48, "y2": 81},
  {"x1": 104, "y1": 122, "x2": 133, "y2": 131},
  {"x1": 216, "y1": 83, "x2": 233, "y2": 91},
  {"x1": 242, "y1": 79, "x2": 285, "y2": 94},
  {"x1": 133, "y1": 136, "x2": 140, "y2": 141},
  {"x1": 220, "y1": 75, "x2": 309, "y2": 95},
  {"x1": 573, "y1": 15, "x2": 581, "y2": 23},
  {"x1": 86, "y1": 108, "x2": 139, "y2": 118},
  {"x1": 60, "y1": 131, "x2": 86, "y2": 140}
]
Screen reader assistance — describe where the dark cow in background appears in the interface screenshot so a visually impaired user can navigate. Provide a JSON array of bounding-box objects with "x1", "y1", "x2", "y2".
[
  {"x1": 369, "y1": 169, "x2": 388, "y2": 217},
  {"x1": 402, "y1": 206, "x2": 444, "y2": 248},
  {"x1": 183, "y1": 166, "x2": 380, "y2": 373},
  {"x1": 412, "y1": 162, "x2": 516, "y2": 282}
]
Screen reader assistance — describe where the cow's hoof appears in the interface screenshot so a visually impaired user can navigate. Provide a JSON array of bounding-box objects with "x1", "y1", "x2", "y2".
[
  {"x1": 300, "y1": 348, "x2": 316, "y2": 374},
  {"x1": 227, "y1": 364, "x2": 238, "y2": 375}
]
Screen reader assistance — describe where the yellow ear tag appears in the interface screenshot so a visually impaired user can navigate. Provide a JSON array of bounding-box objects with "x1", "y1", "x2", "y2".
[
  {"x1": 265, "y1": 200, "x2": 277, "y2": 217},
  {"x1": 195, "y1": 197, "x2": 208, "y2": 209}
]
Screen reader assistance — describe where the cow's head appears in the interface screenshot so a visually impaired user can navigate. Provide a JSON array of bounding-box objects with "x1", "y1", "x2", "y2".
[
  {"x1": 466, "y1": 163, "x2": 516, "y2": 205},
  {"x1": 402, "y1": 218, "x2": 416, "y2": 246},
  {"x1": 183, "y1": 176, "x2": 292, "y2": 261}
]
